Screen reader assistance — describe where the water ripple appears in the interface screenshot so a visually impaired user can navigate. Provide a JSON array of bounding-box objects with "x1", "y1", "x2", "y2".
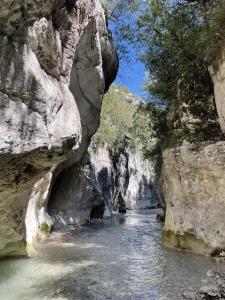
[{"x1": 0, "y1": 210, "x2": 216, "y2": 300}]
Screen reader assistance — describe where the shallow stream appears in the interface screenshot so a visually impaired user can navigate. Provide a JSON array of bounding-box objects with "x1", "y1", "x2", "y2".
[{"x1": 0, "y1": 210, "x2": 216, "y2": 299}]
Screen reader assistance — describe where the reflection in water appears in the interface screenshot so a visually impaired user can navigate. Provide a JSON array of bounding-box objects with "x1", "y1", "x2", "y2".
[{"x1": 0, "y1": 210, "x2": 216, "y2": 300}]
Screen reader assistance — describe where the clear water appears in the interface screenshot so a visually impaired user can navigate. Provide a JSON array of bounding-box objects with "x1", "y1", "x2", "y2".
[{"x1": 0, "y1": 210, "x2": 216, "y2": 300}]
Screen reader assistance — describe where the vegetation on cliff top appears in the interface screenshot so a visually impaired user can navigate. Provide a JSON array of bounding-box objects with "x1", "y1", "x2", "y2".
[
  {"x1": 92, "y1": 85, "x2": 165, "y2": 173},
  {"x1": 103, "y1": 0, "x2": 224, "y2": 149}
]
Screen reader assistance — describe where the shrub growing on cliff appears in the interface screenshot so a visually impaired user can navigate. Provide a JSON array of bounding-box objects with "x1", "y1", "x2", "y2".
[
  {"x1": 107, "y1": 0, "x2": 224, "y2": 147},
  {"x1": 93, "y1": 85, "x2": 136, "y2": 150},
  {"x1": 130, "y1": 103, "x2": 167, "y2": 175},
  {"x1": 93, "y1": 84, "x2": 165, "y2": 175}
]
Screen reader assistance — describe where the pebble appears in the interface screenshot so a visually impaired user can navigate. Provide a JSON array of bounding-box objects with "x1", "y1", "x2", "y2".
[
  {"x1": 206, "y1": 269, "x2": 216, "y2": 277},
  {"x1": 182, "y1": 291, "x2": 195, "y2": 299},
  {"x1": 199, "y1": 285, "x2": 212, "y2": 294},
  {"x1": 201, "y1": 279, "x2": 209, "y2": 284}
]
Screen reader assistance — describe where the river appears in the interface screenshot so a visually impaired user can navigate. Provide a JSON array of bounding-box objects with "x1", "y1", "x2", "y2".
[{"x1": 0, "y1": 210, "x2": 216, "y2": 299}]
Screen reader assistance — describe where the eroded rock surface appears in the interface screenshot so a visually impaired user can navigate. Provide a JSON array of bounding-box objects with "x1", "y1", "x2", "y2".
[
  {"x1": 118, "y1": 148, "x2": 158, "y2": 210},
  {"x1": 48, "y1": 144, "x2": 158, "y2": 229},
  {"x1": 210, "y1": 51, "x2": 225, "y2": 134},
  {"x1": 160, "y1": 48, "x2": 225, "y2": 255},
  {"x1": 162, "y1": 141, "x2": 225, "y2": 255},
  {"x1": 0, "y1": 0, "x2": 118, "y2": 257}
]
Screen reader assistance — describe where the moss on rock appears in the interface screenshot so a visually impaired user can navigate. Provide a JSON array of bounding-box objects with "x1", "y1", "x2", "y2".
[
  {"x1": 0, "y1": 239, "x2": 26, "y2": 258},
  {"x1": 40, "y1": 223, "x2": 51, "y2": 235},
  {"x1": 161, "y1": 230, "x2": 214, "y2": 256}
]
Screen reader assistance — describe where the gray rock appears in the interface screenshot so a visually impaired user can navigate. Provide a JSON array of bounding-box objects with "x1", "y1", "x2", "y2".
[
  {"x1": 207, "y1": 270, "x2": 216, "y2": 277},
  {"x1": 199, "y1": 285, "x2": 221, "y2": 298},
  {"x1": 48, "y1": 165, "x2": 104, "y2": 228},
  {"x1": 199, "y1": 286, "x2": 213, "y2": 294},
  {"x1": 182, "y1": 290, "x2": 196, "y2": 299},
  {"x1": 0, "y1": 0, "x2": 118, "y2": 257},
  {"x1": 210, "y1": 50, "x2": 225, "y2": 134},
  {"x1": 48, "y1": 144, "x2": 158, "y2": 227},
  {"x1": 162, "y1": 141, "x2": 225, "y2": 255}
]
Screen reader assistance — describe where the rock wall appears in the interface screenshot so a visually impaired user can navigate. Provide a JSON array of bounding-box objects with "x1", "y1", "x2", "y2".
[
  {"x1": 48, "y1": 144, "x2": 158, "y2": 229},
  {"x1": 162, "y1": 141, "x2": 225, "y2": 255},
  {"x1": 0, "y1": 0, "x2": 118, "y2": 258},
  {"x1": 210, "y1": 51, "x2": 225, "y2": 134},
  {"x1": 113, "y1": 147, "x2": 158, "y2": 211},
  {"x1": 160, "y1": 45, "x2": 225, "y2": 255},
  {"x1": 88, "y1": 145, "x2": 158, "y2": 214},
  {"x1": 48, "y1": 164, "x2": 104, "y2": 228}
]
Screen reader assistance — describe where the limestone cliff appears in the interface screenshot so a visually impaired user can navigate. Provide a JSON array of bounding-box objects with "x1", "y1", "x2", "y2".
[
  {"x1": 49, "y1": 144, "x2": 157, "y2": 227},
  {"x1": 48, "y1": 86, "x2": 158, "y2": 229},
  {"x1": 112, "y1": 146, "x2": 158, "y2": 212},
  {"x1": 162, "y1": 141, "x2": 225, "y2": 255},
  {"x1": 0, "y1": 0, "x2": 118, "y2": 258},
  {"x1": 161, "y1": 50, "x2": 225, "y2": 255}
]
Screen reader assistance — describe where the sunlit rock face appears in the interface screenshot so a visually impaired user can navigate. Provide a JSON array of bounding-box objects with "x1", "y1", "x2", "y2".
[
  {"x1": 162, "y1": 141, "x2": 225, "y2": 255},
  {"x1": 210, "y1": 52, "x2": 225, "y2": 134},
  {"x1": 0, "y1": 0, "x2": 118, "y2": 258},
  {"x1": 89, "y1": 146, "x2": 114, "y2": 217},
  {"x1": 160, "y1": 53, "x2": 225, "y2": 255},
  {"x1": 118, "y1": 148, "x2": 158, "y2": 210}
]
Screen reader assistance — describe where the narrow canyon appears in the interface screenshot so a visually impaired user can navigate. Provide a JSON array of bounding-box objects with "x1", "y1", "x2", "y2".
[{"x1": 1, "y1": 1, "x2": 225, "y2": 299}]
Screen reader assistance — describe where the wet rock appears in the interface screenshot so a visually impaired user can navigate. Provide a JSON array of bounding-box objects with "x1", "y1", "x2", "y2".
[
  {"x1": 199, "y1": 286, "x2": 213, "y2": 294},
  {"x1": 198, "y1": 285, "x2": 221, "y2": 299},
  {"x1": 207, "y1": 270, "x2": 216, "y2": 277},
  {"x1": 156, "y1": 209, "x2": 165, "y2": 222},
  {"x1": 182, "y1": 290, "x2": 196, "y2": 299}
]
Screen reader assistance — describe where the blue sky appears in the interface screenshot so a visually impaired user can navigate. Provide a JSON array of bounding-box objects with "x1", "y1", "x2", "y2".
[
  {"x1": 109, "y1": 23, "x2": 146, "y2": 98},
  {"x1": 115, "y1": 53, "x2": 146, "y2": 97}
]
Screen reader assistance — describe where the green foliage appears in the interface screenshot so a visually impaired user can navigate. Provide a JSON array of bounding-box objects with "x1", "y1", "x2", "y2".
[
  {"x1": 40, "y1": 223, "x2": 51, "y2": 235},
  {"x1": 130, "y1": 103, "x2": 167, "y2": 175},
  {"x1": 108, "y1": 0, "x2": 224, "y2": 148},
  {"x1": 93, "y1": 85, "x2": 136, "y2": 152},
  {"x1": 93, "y1": 85, "x2": 166, "y2": 175},
  {"x1": 99, "y1": 1, "x2": 225, "y2": 175}
]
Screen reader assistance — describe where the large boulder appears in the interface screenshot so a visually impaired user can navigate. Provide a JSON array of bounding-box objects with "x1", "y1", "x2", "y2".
[{"x1": 0, "y1": 0, "x2": 118, "y2": 258}]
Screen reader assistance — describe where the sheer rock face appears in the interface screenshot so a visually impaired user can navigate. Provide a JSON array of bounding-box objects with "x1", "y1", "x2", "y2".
[
  {"x1": 162, "y1": 141, "x2": 225, "y2": 255},
  {"x1": 47, "y1": 147, "x2": 113, "y2": 229},
  {"x1": 48, "y1": 164, "x2": 104, "y2": 228},
  {"x1": 0, "y1": 0, "x2": 118, "y2": 258},
  {"x1": 48, "y1": 145, "x2": 158, "y2": 229},
  {"x1": 161, "y1": 53, "x2": 225, "y2": 255},
  {"x1": 110, "y1": 147, "x2": 158, "y2": 211},
  {"x1": 210, "y1": 53, "x2": 225, "y2": 134}
]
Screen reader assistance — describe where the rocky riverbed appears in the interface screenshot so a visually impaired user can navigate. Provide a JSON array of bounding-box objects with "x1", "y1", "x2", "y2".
[{"x1": 183, "y1": 257, "x2": 225, "y2": 300}]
